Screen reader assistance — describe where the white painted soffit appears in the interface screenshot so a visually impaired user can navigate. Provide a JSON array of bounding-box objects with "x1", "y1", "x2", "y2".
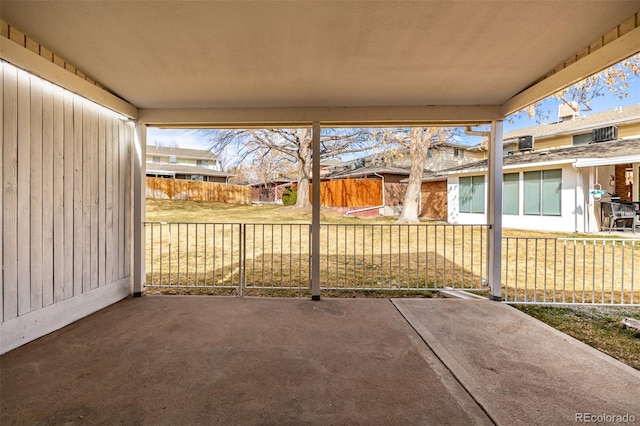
[
  {"x1": 574, "y1": 155, "x2": 640, "y2": 167},
  {"x1": 1, "y1": 1, "x2": 638, "y2": 127}
]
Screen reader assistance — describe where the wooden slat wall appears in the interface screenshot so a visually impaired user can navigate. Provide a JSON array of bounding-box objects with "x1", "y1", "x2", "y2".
[
  {"x1": 0, "y1": 62, "x2": 6, "y2": 322},
  {"x1": 3, "y1": 62, "x2": 18, "y2": 321},
  {"x1": 146, "y1": 177, "x2": 251, "y2": 204},
  {"x1": 317, "y1": 179, "x2": 383, "y2": 208},
  {"x1": 1, "y1": 63, "x2": 134, "y2": 324}
]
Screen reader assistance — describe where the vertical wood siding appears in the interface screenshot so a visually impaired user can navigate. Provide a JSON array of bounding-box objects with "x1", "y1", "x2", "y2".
[{"x1": 1, "y1": 62, "x2": 134, "y2": 324}]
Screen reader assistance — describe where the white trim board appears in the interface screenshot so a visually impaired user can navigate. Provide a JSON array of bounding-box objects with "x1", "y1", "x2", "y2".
[
  {"x1": 575, "y1": 155, "x2": 640, "y2": 167},
  {"x1": 0, "y1": 277, "x2": 131, "y2": 354},
  {"x1": 139, "y1": 105, "x2": 502, "y2": 128}
]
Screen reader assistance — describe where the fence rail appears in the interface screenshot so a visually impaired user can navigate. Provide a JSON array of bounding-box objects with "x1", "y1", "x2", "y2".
[
  {"x1": 145, "y1": 222, "x2": 488, "y2": 292},
  {"x1": 146, "y1": 222, "x2": 243, "y2": 289},
  {"x1": 319, "y1": 224, "x2": 487, "y2": 290},
  {"x1": 502, "y1": 238, "x2": 638, "y2": 305},
  {"x1": 145, "y1": 222, "x2": 639, "y2": 305}
]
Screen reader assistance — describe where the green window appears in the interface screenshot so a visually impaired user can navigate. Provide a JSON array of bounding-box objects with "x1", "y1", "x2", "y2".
[
  {"x1": 523, "y1": 169, "x2": 562, "y2": 216},
  {"x1": 503, "y1": 173, "x2": 519, "y2": 215},
  {"x1": 503, "y1": 143, "x2": 516, "y2": 156},
  {"x1": 459, "y1": 175, "x2": 485, "y2": 214},
  {"x1": 572, "y1": 132, "x2": 592, "y2": 146}
]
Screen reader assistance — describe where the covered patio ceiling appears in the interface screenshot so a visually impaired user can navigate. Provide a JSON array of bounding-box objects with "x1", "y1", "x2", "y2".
[{"x1": 1, "y1": 1, "x2": 639, "y2": 126}]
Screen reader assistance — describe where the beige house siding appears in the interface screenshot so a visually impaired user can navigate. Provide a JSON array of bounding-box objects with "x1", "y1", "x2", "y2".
[
  {"x1": 534, "y1": 121, "x2": 640, "y2": 150},
  {"x1": 424, "y1": 147, "x2": 485, "y2": 171},
  {"x1": 505, "y1": 115, "x2": 640, "y2": 151},
  {"x1": 392, "y1": 146, "x2": 484, "y2": 172}
]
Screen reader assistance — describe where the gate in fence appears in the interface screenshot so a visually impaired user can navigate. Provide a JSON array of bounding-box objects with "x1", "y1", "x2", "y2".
[{"x1": 145, "y1": 222, "x2": 639, "y2": 305}]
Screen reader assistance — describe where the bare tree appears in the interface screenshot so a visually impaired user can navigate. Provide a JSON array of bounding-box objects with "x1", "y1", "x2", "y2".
[
  {"x1": 393, "y1": 128, "x2": 449, "y2": 223},
  {"x1": 198, "y1": 127, "x2": 377, "y2": 209},
  {"x1": 518, "y1": 53, "x2": 640, "y2": 121}
]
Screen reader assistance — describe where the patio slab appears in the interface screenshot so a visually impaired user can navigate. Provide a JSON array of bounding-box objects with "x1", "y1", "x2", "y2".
[
  {"x1": 393, "y1": 298, "x2": 640, "y2": 425},
  {"x1": 1, "y1": 296, "x2": 490, "y2": 425}
]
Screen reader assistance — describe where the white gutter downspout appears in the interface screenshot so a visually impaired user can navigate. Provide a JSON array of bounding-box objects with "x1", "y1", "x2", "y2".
[
  {"x1": 464, "y1": 126, "x2": 491, "y2": 138},
  {"x1": 346, "y1": 173, "x2": 386, "y2": 216}
]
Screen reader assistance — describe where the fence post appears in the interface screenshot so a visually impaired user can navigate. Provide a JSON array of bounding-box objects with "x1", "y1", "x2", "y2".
[
  {"x1": 311, "y1": 121, "x2": 321, "y2": 300},
  {"x1": 309, "y1": 224, "x2": 313, "y2": 290},
  {"x1": 239, "y1": 223, "x2": 245, "y2": 297}
]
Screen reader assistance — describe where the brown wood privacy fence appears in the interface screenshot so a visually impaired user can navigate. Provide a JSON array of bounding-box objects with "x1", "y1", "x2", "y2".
[
  {"x1": 146, "y1": 177, "x2": 250, "y2": 204},
  {"x1": 314, "y1": 179, "x2": 383, "y2": 207}
]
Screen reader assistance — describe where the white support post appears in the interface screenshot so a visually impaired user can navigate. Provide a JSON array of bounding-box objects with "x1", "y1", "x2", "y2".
[
  {"x1": 487, "y1": 120, "x2": 503, "y2": 301},
  {"x1": 311, "y1": 122, "x2": 321, "y2": 300},
  {"x1": 587, "y1": 168, "x2": 598, "y2": 232},
  {"x1": 133, "y1": 123, "x2": 147, "y2": 296}
]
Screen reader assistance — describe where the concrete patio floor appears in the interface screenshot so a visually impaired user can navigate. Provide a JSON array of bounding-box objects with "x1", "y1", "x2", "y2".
[{"x1": 2, "y1": 296, "x2": 639, "y2": 425}]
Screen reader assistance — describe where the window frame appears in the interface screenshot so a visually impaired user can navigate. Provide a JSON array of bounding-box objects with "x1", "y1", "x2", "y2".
[
  {"x1": 503, "y1": 172, "x2": 519, "y2": 215},
  {"x1": 459, "y1": 175, "x2": 485, "y2": 214},
  {"x1": 523, "y1": 169, "x2": 562, "y2": 216}
]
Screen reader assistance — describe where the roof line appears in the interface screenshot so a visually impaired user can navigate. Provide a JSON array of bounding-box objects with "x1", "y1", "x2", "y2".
[{"x1": 501, "y1": 14, "x2": 640, "y2": 116}]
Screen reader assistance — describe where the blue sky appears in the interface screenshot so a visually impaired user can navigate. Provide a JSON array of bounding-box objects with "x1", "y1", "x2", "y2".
[{"x1": 147, "y1": 75, "x2": 640, "y2": 152}]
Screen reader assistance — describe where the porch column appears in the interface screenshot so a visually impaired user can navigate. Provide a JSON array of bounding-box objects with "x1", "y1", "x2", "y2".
[
  {"x1": 587, "y1": 168, "x2": 598, "y2": 232},
  {"x1": 133, "y1": 123, "x2": 147, "y2": 296},
  {"x1": 487, "y1": 120, "x2": 503, "y2": 301},
  {"x1": 311, "y1": 121, "x2": 321, "y2": 300}
]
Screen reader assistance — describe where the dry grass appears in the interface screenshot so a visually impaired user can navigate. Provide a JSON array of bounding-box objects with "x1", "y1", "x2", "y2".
[
  {"x1": 502, "y1": 237, "x2": 640, "y2": 304},
  {"x1": 145, "y1": 199, "x2": 639, "y2": 304},
  {"x1": 146, "y1": 199, "x2": 396, "y2": 224},
  {"x1": 146, "y1": 200, "x2": 482, "y2": 291},
  {"x1": 515, "y1": 305, "x2": 640, "y2": 370}
]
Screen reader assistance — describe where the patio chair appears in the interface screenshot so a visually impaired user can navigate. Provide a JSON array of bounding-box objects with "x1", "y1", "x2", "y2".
[{"x1": 601, "y1": 202, "x2": 636, "y2": 234}]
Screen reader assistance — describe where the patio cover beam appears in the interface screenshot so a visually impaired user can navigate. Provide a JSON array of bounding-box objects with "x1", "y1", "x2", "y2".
[
  {"x1": 138, "y1": 106, "x2": 501, "y2": 129},
  {"x1": 501, "y1": 16, "x2": 640, "y2": 117}
]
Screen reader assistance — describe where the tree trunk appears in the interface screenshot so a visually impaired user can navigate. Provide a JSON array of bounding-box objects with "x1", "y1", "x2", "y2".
[
  {"x1": 294, "y1": 129, "x2": 312, "y2": 208},
  {"x1": 397, "y1": 128, "x2": 432, "y2": 223}
]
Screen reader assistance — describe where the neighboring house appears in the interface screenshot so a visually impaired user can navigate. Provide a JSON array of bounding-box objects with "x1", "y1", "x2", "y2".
[
  {"x1": 319, "y1": 159, "x2": 345, "y2": 176},
  {"x1": 321, "y1": 142, "x2": 481, "y2": 217},
  {"x1": 329, "y1": 142, "x2": 483, "y2": 174},
  {"x1": 402, "y1": 143, "x2": 483, "y2": 220},
  {"x1": 250, "y1": 175, "x2": 296, "y2": 203},
  {"x1": 146, "y1": 145, "x2": 233, "y2": 183},
  {"x1": 441, "y1": 138, "x2": 640, "y2": 233},
  {"x1": 499, "y1": 104, "x2": 640, "y2": 155},
  {"x1": 327, "y1": 165, "x2": 411, "y2": 216},
  {"x1": 396, "y1": 142, "x2": 485, "y2": 171}
]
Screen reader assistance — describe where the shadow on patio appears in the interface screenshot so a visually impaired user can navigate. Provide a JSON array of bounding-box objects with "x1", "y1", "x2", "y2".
[{"x1": 2, "y1": 296, "x2": 639, "y2": 425}]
